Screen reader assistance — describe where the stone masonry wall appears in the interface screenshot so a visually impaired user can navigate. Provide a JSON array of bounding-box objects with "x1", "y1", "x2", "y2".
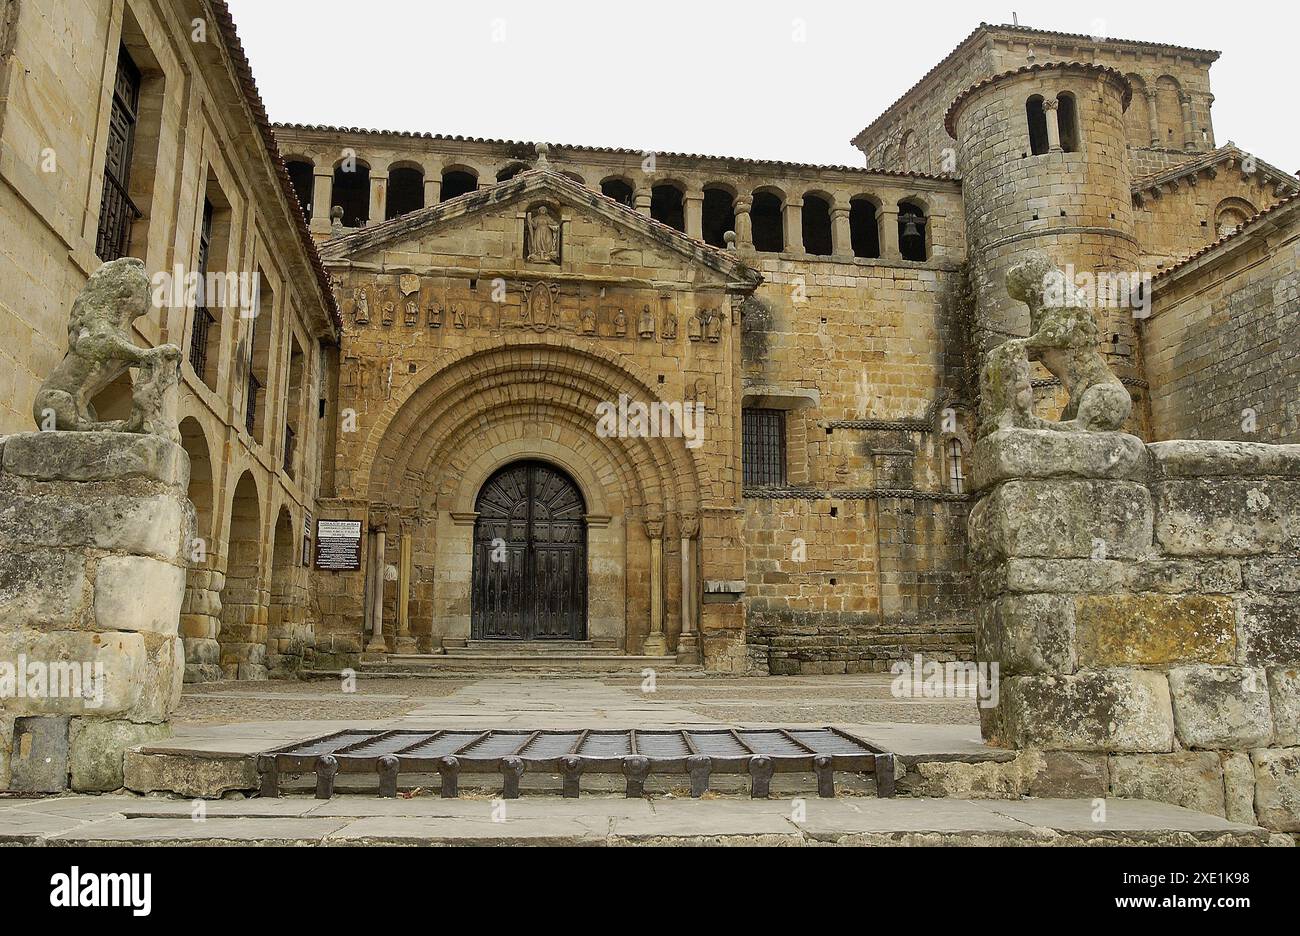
[{"x1": 970, "y1": 430, "x2": 1300, "y2": 833}]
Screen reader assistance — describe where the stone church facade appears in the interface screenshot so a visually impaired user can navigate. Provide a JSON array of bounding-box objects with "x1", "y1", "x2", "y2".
[{"x1": 1, "y1": 3, "x2": 1296, "y2": 681}]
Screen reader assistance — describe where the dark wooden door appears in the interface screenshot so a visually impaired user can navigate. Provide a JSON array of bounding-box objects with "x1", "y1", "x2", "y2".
[{"x1": 472, "y1": 462, "x2": 587, "y2": 640}]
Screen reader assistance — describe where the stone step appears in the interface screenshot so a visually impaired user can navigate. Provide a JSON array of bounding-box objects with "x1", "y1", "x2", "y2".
[{"x1": 362, "y1": 654, "x2": 690, "y2": 675}]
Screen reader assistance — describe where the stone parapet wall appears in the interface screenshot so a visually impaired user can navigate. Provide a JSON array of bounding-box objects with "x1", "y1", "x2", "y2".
[
  {"x1": 0, "y1": 433, "x2": 193, "y2": 793},
  {"x1": 970, "y1": 429, "x2": 1300, "y2": 832}
]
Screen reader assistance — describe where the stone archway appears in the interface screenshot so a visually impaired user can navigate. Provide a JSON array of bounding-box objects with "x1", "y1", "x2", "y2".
[
  {"x1": 179, "y1": 417, "x2": 222, "y2": 682},
  {"x1": 267, "y1": 505, "x2": 309, "y2": 677},
  {"x1": 218, "y1": 471, "x2": 266, "y2": 680}
]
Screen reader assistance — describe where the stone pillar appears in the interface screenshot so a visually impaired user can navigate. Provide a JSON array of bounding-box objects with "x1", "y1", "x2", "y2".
[
  {"x1": 782, "y1": 198, "x2": 804, "y2": 254},
  {"x1": 1180, "y1": 92, "x2": 1200, "y2": 151},
  {"x1": 0, "y1": 433, "x2": 191, "y2": 793},
  {"x1": 1145, "y1": 90, "x2": 1161, "y2": 147},
  {"x1": 368, "y1": 173, "x2": 389, "y2": 227},
  {"x1": 424, "y1": 176, "x2": 442, "y2": 208},
  {"x1": 364, "y1": 528, "x2": 388, "y2": 655},
  {"x1": 311, "y1": 170, "x2": 334, "y2": 233},
  {"x1": 676, "y1": 514, "x2": 701, "y2": 665},
  {"x1": 394, "y1": 527, "x2": 416, "y2": 653},
  {"x1": 831, "y1": 205, "x2": 852, "y2": 258},
  {"x1": 971, "y1": 429, "x2": 1300, "y2": 830},
  {"x1": 733, "y1": 197, "x2": 753, "y2": 251},
  {"x1": 634, "y1": 186, "x2": 652, "y2": 218},
  {"x1": 683, "y1": 189, "x2": 704, "y2": 241},
  {"x1": 880, "y1": 206, "x2": 901, "y2": 261},
  {"x1": 642, "y1": 518, "x2": 668, "y2": 656},
  {"x1": 1043, "y1": 98, "x2": 1062, "y2": 153}
]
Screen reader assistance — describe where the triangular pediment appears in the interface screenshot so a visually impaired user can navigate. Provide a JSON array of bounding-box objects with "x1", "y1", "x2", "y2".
[{"x1": 319, "y1": 168, "x2": 763, "y2": 288}]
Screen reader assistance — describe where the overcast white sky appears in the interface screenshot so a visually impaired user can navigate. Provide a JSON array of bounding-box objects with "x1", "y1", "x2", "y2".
[{"x1": 226, "y1": 0, "x2": 1299, "y2": 172}]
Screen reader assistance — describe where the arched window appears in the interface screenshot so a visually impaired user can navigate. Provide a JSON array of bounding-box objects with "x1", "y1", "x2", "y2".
[
  {"x1": 440, "y1": 168, "x2": 478, "y2": 202},
  {"x1": 386, "y1": 165, "x2": 424, "y2": 220},
  {"x1": 332, "y1": 160, "x2": 369, "y2": 227},
  {"x1": 898, "y1": 200, "x2": 928, "y2": 262},
  {"x1": 802, "y1": 193, "x2": 833, "y2": 256},
  {"x1": 1057, "y1": 93, "x2": 1080, "y2": 153},
  {"x1": 701, "y1": 187, "x2": 736, "y2": 248},
  {"x1": 1214, "y1": 198, "x2": 1256, "y2": 239},
  {"x1": 601, "y1": 177, "x2": 634, "y2": 207},
  {"x1": 1027, "y1": 95, "x2": 1049, "y2": 156},
  {"x1": 496, "y1": 163, "x2": 528, "y2": 183},
  {"x1": 284, "y1": 159, "x2": 314, "y2": 218},
  {"x1": 947, "y1": 439, "x2": 966, "y2": 495},
  {"x1": 751, "y1": 191, "x2": 784, "y2": 253},
  {"x1": 651, "y1": 184, "x2": 685, "y2": 231},
  {"x1": 850, "y1": 198, "x2": 880, "y2": 259}
]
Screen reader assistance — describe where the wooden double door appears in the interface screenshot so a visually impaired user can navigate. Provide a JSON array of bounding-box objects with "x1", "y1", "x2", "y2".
[{"x1": 471, "y1": 461, "x2": 587, "y2": 640}]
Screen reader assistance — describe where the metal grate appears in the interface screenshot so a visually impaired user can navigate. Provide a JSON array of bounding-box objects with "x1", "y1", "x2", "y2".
[
  {"x1": 256, "y1": 727, "x2": 895, "y2": 801},
  {"x1": 743, "y1": 409, "x2": 787, "y2": 488}
]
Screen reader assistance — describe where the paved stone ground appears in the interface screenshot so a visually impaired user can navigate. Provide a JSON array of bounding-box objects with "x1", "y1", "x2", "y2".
[{"x1": 0, "y1": 791, "x2": 1275, "y2": 846}]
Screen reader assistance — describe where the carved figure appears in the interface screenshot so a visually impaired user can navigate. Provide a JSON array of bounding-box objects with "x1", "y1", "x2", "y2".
[
  {"x1": 354, "y1": 287, "x2": 370, "y2": 325},
  {"x1": 32, "y1": 258, "x2": 183, "y2": 442},
  {"x1": 638, "y1": 305, "x2": 655, "y2": 339},
  {"x1": 614, "y1": 308, "x2": 628, "y2": 337},
  {"x1": 979, "y1": 252, "x2": 1133, "y2": 437},
  {"x1": 526, "y1": 205, "x2": 561, "y2": 263},
  {"x1": 581, "y1": 308, "x2": 596, "y2": 335}
]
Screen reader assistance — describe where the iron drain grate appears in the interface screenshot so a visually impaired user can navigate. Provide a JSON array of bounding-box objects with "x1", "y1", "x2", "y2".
[{"x1": 256, "y1": 728, "x2": 896, "y2": 800}]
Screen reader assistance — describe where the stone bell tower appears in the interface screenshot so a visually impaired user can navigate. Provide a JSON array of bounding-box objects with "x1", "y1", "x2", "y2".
[{"x1": 945, "y1": 63, "x2": 1145, "y2": 396}]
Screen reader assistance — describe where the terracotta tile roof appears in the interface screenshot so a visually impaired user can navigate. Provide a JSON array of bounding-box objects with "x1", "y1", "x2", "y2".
[
  {"x1": 1153, "y1": 190, "x2": 1300, "y2": 282},
  {"x1": 851, "y1": 22, "x2": 1219, "y2": 148},
  {"x1": 270, "y1": 122, "x2": 954, "y2": 184},
  {"x1": 1131, "y1": 145, "x2": 1300, "y2": 195},
  {"x1": 208, "y1": 1, "x2": 341, "y2": 333},
  {"x1": 944, "y1": 62, "x2": 1133, "y2": 138}
]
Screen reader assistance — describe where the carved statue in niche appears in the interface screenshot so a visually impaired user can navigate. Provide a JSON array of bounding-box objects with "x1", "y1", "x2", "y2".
[
  {"x1": 662, "y1": 304, "x2": 678, "y2": 340},
  {"x1": 427, "y1": 301, "x2": 442, "y2": 328},
  {"x1": 32, "y1": 258, "x2": 183, "y2": 443},
  {"x1": 688, "y1": 311, "x2": 703, "y2": 342},
  {"x1": 381, "y1": 299, "x2": 395, "y2": 326},
  {"x1": 404, "y1": 300, "x2": 419, "y2": 327},
  {"x1": 706, "y1": 309, "x2": 723, "y2": 343},
  {"x1": 452, "y1": 305, "x2": 466, "y2": 329},
  {"x1": 614, "y1": 308, "x2": 628, "y2": 338},
  {"x1": 979, "y1": 251, "x2": 1133, "y2": 438},
  {"x1": 522, "y1": 282, "x2": 560, "y2": 332},
  {"x1": 329, "y1": 274, "x2": 344, "y2": 308},
  {"x1": 525, "y1": 205, "x2": 561, "y2": 263},
  {"x1": 354, "y1": 287, "x2": 370, "y2": 325},
  {"x1": 638, "y1": 305, "x2": 655, "y2": 339},
  {"x1": 688, "y1": 376, "x2": 713, "y2": 411},
  {"x1": 581, "y1": 308, "x2": 596, "y2": 335}
]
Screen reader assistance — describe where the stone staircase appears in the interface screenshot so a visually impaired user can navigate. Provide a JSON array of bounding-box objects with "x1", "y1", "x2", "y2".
[{"x1": 360, "y1": 640, "x2": 697, "y2": 676}]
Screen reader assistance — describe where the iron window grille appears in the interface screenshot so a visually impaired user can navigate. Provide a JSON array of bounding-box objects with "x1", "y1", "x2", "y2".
[
  {"x1": 96, "y1": 46, "x2": 143, "y2": 262},
  {"x1": 189, "y1": 199, "x2": 216, "y2": 380},
  {"x1": 948, "y1": 439, "x2": 966, "y2": 495},
  {"x1": 743, "y1": 409, "x2": 787, "y2": 488}
]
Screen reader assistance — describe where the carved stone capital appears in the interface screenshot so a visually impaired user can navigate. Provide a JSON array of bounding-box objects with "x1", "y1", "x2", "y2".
[
  {"x1": 644, "y1": 518, "x2": 665, "y2": 540},
  {"x1": 680, "y1": 514, "x2": 700, "y2": 539}
]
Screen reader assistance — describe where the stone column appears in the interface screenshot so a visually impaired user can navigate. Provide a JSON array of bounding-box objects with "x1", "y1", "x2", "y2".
[
  {"x1": 1145, "y1": 90, "x2": 1161, "y2": 147},
  {"x1": 880, "y1": 206, "x2": 901, "y2": 261},
  {"x1": 634, "y1": 186, "x2": 652, "y2": 218},
  {"x1": 642, "y1": 517, "x2": 668, "y2": 656},
  {"x1": 424, "y1": 175, "x2": 442, "y2": 208},
  {"x1": 684, "y1": 189, "x2": 704, "y2": 241},
  {"x1": 676, "y1": 514, "x2": 701, "y2": 665},
  {"x1": 364, "y1": 527, "x2": 388, "y2": 655},
  {"x1": 310, "y1": 170, "x2": 334, "y2": 233},
  {"x1": 831, "y1": 205, "x2": 852, "y2": 258},
  {"x1": 733, "y1": 197, "x2": 753, "y2": 251},
  {"x1": 783, "y1": 198, "x2": 804, "y2": 254},
  {"x1": 394, "y1": 527, "x2": 416, "y2": 653},
  {"x1": 1180, "y1": 92, "x2": 1199, "y2": 151},
  {"x1": 1043, "y1": 98, "x2": 1062, "y2": 153},
  {"x1": 368, "y1": 173, "x2": 389, "y2": 226},
  {"x1": 0, "y1": 433, "x2": 190, "y2": 793}
]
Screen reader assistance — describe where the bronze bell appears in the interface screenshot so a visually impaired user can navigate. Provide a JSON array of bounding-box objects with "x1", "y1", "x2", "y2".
[{"x1": 901, "y1": 215, "x2": 923, "y2": 240}]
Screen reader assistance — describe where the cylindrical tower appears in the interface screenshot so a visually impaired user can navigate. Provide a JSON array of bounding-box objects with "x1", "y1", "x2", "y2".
[{"x1": 946, "y1": 63, "x2": 1144, "y2": 397}]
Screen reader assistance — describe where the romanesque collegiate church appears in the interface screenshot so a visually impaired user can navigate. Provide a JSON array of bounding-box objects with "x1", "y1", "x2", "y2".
[{"x1": 2, "y1": 2, "x2": 1296, "y2": 682}]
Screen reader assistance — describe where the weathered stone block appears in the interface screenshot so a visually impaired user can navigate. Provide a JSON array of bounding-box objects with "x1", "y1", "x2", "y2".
[
  {"x1": 7, "y1": 715, "x2": 69, "y2": 793},
  {"x1": 969, "y1": 480, "x2": 1153, "y2": 563},
  {"x1": 69, "y1": 719, "x2": 171, "y2": 792},
  {"x1": 1168, "y1": 666, "x2": 1273, "y2": 749},
  {"x1": 998, "y1": 670, "x2": 1174, "y2": 753},
  {"x1": 1237, "y1": 597, "x2": 1300, "y2": 666},
  {"x1": 1148, "y1": 440, "x2": 1300, "y2": 480},
  {"x1": 979, "y1": 558, "x2": 1242, "y2": 598},
  {"x1": 0, "y1": 491, "x2": 189, "y2": 561},
  {"x1": 1, "y1": 432, "x2": 189, "y2": 489},
  {"x1": 975, "y1": 593, "x2": 1075, "y2": 674},
  {"x1": 1268, "y1": 668, "x2": 1300, "y2": 746},
  {"x1": 93, "y1": 555, "x2": 186, "y2": 634},
  {"x1": 1242, "y1": 558, "x2": 1300, "y2": 594},
  {"x1": 971, "y1": 429, "x2": 1150, "y2": 492},
  {"x1": 1109, "y1": 753, "x2": 1227, "y2": 818},
  {"x1": 1153, "y1": 479, "x2": 1300, "y2": 557},
  {"x1": 0, "y1": 629, "x2": 145, "y2": 717},
  {"x1": 1253, "y1": 749, "x2": 1300, "y2": 833},
  {"x1": 1075, "y1": 594, "x2": 1236, "y2": 666},
  {"x1": 130, "y1": 635, "x2": 186, "y2": 724},
  {"x1": 0, "y1": 548, "x2": 87, "y2": 629},
  {"x1": 1223, "y1": 753, "x2": 1257, "y2": 825},
  {"x1": 1022, "y1": 750, "x2": 1109, "y2": 798},
  {"x1": 124, "y1": 750, "x2": 258, "y2": 799}
]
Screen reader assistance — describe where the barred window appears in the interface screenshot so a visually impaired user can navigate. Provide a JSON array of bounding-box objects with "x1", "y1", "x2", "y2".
[
  {"x1": 948, "y1": 439, "x2": 966, "y2": 495},
  {"x1": 96, "y1": 46, "x2": 142, "y2": 261},
  {"x1": 744, "y1": 409, "x2": 787, "y2": 488},
  {"x1": 189, "y1": 199, "x2": 216, "y2": 382}
]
